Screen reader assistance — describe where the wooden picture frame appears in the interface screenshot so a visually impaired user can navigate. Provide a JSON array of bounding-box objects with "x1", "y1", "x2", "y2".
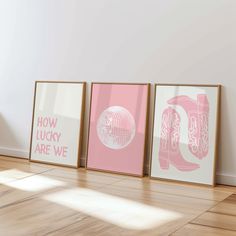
[
  {"x1": 150, "y1": 84, "x2": 221, "y2": 186},
  {"x1": 29, "y1": 81, "x2": 86, "y2": 168},
  {"x1": 86, "y1": 82, "x2": 150, "y2": 177}
]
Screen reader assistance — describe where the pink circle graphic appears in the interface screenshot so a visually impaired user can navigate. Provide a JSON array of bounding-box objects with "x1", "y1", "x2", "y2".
[{"x1": 97, "y1": 106, "x2": 136, "y2": 149}]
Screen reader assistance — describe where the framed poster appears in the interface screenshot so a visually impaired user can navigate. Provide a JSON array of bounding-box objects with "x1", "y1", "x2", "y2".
[
  {"x1": 150, "y1": 84, "x2": 221, "y2": 186},
  {"x1": 29, "y1": 81, "x2": 86, "y2": 168},
  {"x1": 86, "y1": 83, "x2": 150, "y2": 176}
]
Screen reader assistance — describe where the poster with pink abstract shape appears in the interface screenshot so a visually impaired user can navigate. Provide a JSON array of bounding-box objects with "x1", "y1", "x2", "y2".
[
  {"x1": 159, "y1": 107, "x2": 199, "y2": 171},
  {"x1": 87, "y1": 83, "x2": 149, "y2": 176},
  {"x1": 168, "y1": 94, "x2": 209, "y2": 159}
]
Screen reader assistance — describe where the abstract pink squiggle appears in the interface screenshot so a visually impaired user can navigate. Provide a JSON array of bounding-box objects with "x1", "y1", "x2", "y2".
[
  {"x1": 168, "y1": 94, "x2": 209, "y2": 159},
  {"x1": 159, "y1": 107, "x2": 199, "y2": 171}
]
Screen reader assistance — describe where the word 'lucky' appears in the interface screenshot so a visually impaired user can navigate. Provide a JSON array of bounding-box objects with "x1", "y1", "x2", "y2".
[{"x1": 36, "y1": 117, "x2": 61, "y2": 142}]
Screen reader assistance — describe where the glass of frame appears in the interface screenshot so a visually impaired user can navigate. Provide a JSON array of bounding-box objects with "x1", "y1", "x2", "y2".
[
  {"x1": 150, "y1": 84, "x2": 221, "y2": 186},
  {"x1": 86, "y1": 83, "x2": 150, "y2": 176},
  {"x1": 29, "y1": 81, "x2": 86, "y2": 167}
]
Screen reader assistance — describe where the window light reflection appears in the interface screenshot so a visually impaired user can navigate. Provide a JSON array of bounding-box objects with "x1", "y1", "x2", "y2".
[
  {"x1": 0, "y1": 169, "x2": 33, "y2": 183},
  {"x1": 4, "y1": 173, "x2": 65, "y2": 192},
  {"x1": 43, "y1": 188, "x2": 182, "y2": 230}
]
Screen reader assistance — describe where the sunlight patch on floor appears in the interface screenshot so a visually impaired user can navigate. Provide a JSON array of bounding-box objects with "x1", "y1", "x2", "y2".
[
  {"x1": 4, "y1": 174, "x2": 66, "y2": 191},
  {"x1": 0, "y1": 169, "x2": 33, "y2": 183},
  {"x1": 43, "y1": 188, "x2": 182, "y2": 230}
]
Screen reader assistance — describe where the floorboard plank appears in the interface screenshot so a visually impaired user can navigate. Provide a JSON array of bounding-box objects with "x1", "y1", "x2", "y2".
[
  {"x1": 172, "y1": 223, "x2": 236, "y2": 236},
  {"x1": 112, "y1": 178, "x2": 233, "y2": 201},
  {"x1": 192, "y1": 211, "x2": 236, "y2": 231},
  {"x1": 0, "y1": 157, "x2": 235, "y2": 236},
  {"x1": 209, "y1": 194, "x2": 236, "y2": 216}
]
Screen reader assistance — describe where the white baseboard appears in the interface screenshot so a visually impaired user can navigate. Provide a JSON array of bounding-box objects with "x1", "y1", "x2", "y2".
[
  {"x1": 0, "y1": 146, "x2": 29, "y2": 159},
  {"x1": 216, "y1": 173, "x2": 236, "y2": 186},
  {"x1": 0, "y1": 147, "x2": 235, "y2": 186}
]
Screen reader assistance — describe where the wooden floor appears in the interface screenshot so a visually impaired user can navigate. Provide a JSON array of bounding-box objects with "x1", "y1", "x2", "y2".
[{"x1": 0, "y1": 156, "x2": 236, "y2": 236}]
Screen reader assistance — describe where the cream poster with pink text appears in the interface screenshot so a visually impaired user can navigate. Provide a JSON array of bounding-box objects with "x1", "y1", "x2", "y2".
[{"x1": 30, "y1": 82, "x2": 85, "y2": 167}]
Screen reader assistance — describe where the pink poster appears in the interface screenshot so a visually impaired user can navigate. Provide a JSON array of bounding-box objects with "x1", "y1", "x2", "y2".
[{"x1": 87, "y1": 83, "x2": 149, "y2": 176}]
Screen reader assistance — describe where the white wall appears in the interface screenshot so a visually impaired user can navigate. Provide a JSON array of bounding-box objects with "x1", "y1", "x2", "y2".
[{"x1": 0, "y1": 0, "x2": 235, "y2": 185}]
